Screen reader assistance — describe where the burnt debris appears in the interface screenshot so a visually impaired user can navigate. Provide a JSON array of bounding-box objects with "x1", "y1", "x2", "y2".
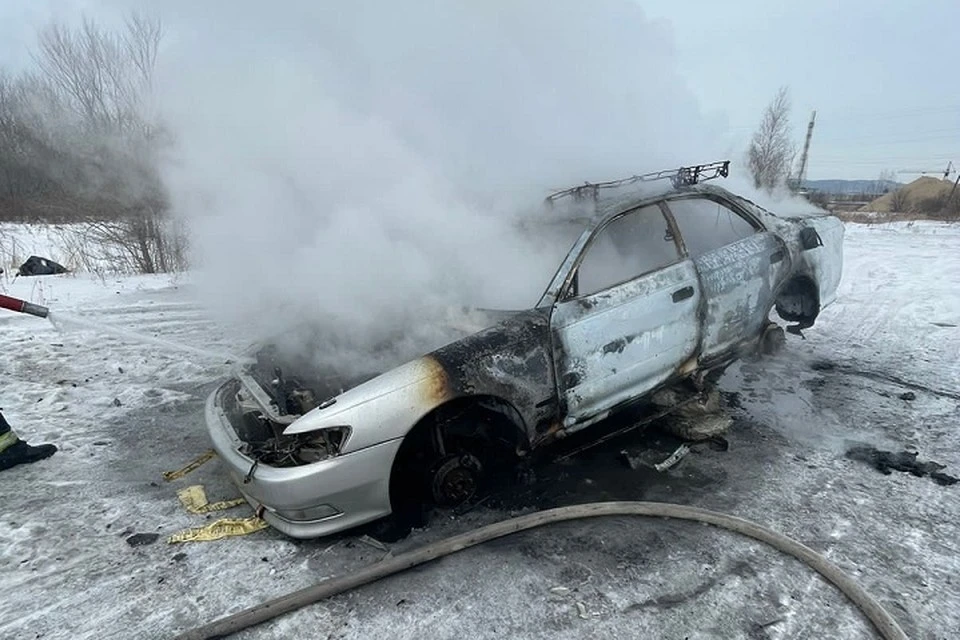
[
  {"x1": 846, "y1": 445, "x2": 959, "y2": 486},
  {"x1": 17, "y1": 255, "x2": 69, "y2": 277}
]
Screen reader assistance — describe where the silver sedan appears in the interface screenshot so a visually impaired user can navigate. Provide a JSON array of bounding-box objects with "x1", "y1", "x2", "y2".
[{"x1": 206, "y1": 177, "x2": 843, "y2": 539}]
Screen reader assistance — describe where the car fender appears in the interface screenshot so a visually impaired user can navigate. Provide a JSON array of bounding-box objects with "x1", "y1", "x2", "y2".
[{"x1": 283, "y1": 357, "x2": 454, "y2": 453}]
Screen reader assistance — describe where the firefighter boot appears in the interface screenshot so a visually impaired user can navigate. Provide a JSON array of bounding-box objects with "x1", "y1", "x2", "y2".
[{"x1": 0, "y1": 413, "x2": 57, "y2": 472}]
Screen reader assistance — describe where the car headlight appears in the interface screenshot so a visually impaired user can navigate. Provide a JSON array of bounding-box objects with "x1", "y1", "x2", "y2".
[{"x1": 295, "y1": 426, "x2": 351, "y2": 463}]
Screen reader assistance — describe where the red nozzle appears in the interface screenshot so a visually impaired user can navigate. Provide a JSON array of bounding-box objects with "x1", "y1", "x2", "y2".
[{"x1": 0, "y1": 294, "x2": 49, "y2": 318}]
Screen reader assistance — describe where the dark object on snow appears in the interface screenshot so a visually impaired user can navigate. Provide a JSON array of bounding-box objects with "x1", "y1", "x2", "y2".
[
  {"x1": 846, "y1": 445, "x2": 959, "y2": 486},
  {"x1": 0, "y1": 410, "x2": 57, "y2": 472},
  {"x1": 17, "y1": 255, "x2": 69, "y2": 277},
  {"x1": 898, "y1": 391, "x2": 916, "y2": 401},
  {"x1": 126, "y1": 533, "x2": 160, "y2": 547}
]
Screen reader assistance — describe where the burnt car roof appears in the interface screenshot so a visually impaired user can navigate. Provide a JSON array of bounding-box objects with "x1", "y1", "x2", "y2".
[{"x1": 545, "y1": 183, "x2": 752, "y2": 230}]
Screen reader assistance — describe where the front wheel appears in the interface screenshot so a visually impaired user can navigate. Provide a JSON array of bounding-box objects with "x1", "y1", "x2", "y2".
[
  {"x1": 388, "y1": 412, "x2": 520, "y2": 532},
  {"x1": 430, "y1": 452, "x2": 484, "y2": 507}
]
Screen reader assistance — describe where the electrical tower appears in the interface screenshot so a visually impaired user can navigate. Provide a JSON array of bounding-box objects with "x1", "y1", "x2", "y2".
[{"x1": 794, "y1": 110, "x2": 816, "y2": 189}]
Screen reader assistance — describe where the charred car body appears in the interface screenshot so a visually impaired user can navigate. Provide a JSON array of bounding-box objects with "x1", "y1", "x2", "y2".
[{"x1": 206, "y1": 163, "x2": 844, "y2": 538}]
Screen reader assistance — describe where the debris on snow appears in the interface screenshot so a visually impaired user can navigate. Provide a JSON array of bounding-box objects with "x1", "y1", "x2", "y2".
[
  {"x1": 167, "y1": 516, "x2": 269, "y2": 544},
  {"x1": 357, "y1": 534, "x2": 390, "y2": 553},
  {"x1": 162, "y1": 449, "x2": 217, "y2": 482},
  {"x1": 576, "y1": 601, "x2": 589, "y2": 620},
  {"x1": 17, "y1": 255, "x2": 69, "y2": 277},
  {"x1": 620, "y1": 443, "x2": 691, "y2": 471},
  {"x1": 846, "y1": 445, "x2": 959, "y2": 486},
  {"x1": 654, "y1": 443, "x2": 691, "y2": 472},
  {"x1": 176, "y1": 485, "x2": 246, "y2": 514},
  {"x1": 126, "y1": 533, "x2": 160, "y2": 547}
]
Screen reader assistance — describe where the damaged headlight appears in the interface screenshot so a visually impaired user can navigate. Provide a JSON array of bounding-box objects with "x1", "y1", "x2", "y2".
[
  {"x1": 272, "y1": 503, "x2": 341, "y2": 522},
  {"x1": 295, "y1": 426, "x2": 351, "y2": 464}
]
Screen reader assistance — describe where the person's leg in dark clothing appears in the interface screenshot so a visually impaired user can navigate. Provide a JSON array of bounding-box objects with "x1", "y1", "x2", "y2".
[{"x1": 0, "y1": 410, "x2": 57, "y2": 471}]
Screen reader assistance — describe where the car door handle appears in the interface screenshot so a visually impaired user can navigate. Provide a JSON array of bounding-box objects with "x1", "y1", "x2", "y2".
[
  {"x1": 672, "y1": 286, "x2": 694, "y2": 303},
  {"x1": 770, "y1": 250, "x2": 784, "y2": 264}
]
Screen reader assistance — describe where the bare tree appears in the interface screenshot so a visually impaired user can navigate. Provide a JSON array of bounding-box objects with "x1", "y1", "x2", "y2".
[
  {"x1": 33, "y1": 14, "x2": 161, "y2": 134},
  {"x1": 22, "y1": 14, "x2": 184, "y2": 273},
  {"x1": 889, "y1": 188, "x2": 910, "y2": 213},
  {"x1": 876, "y1": 169, "x2": 897, "y2": 194},
  {"x1": 747, "y1": 87, "x2": 796, "y2": 193},
  {"x1": 0, "y1": 72, "x2": 71, "y2": 211}
]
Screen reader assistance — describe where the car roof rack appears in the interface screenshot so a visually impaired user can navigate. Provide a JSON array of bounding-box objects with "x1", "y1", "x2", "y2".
[{"x1": 544, "y1": 160, "x2": 730, "y2": 206}]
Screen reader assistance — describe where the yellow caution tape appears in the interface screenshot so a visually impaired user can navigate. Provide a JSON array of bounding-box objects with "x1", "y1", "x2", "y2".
[
  {"x1": 166, "y1": 517, "x2": 269, "y2": 544},
  {"x1": 177, "y1": 485, "x2": 246, "y2": 514},
  {"x1": 162, "y1": 449, "x2": 217, "y2": 482}
]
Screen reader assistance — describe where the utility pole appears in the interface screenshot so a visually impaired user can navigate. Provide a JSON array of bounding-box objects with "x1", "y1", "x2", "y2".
[
  {"x1": 795, "y1": 110, "x2": 817, "y2": 189},
  {"x1": 948, "y1": 173, "x2": 959, "y2": 216}
]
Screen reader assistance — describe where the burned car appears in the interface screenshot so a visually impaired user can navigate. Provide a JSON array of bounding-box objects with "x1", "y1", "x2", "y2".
[{"x1": 206, "y1": 163, "x2": 844, "y2": 538}]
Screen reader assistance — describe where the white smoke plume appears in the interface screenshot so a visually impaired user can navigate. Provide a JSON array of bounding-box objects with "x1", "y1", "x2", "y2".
[{"x1": 75, "y1": 0, "x2": 816, "y2": 372}]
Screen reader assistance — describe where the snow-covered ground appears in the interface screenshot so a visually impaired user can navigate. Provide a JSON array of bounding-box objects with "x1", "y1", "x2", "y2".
[{"x1": 1, "y1": 221, "x2": 958, "y2": 639}]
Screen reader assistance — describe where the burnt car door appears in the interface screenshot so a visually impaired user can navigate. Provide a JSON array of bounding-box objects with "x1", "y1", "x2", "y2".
[
  {"x1": 550, "y1": 204, "x2": 702, "y2": 429},
  {"x1": 663, "y1": 195, "x2": 788, "y2": 360}
]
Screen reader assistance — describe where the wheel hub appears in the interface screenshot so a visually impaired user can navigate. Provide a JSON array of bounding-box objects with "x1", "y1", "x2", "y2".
[{"x1": 431, "y1": 453, "x2": 483, "y2": 506}]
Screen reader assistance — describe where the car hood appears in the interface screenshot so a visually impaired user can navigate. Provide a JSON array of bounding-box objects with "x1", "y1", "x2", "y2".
[
  {"x1": 238, "y1": 306, "x2": 528, "y2": 422},
  {"x1": 281, "y1": 308, "x2": 554, "y2": 451}
]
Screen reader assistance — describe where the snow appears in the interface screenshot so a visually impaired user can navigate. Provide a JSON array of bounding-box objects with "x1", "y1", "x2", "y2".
[{"x1": 1, "y1": 221, "x2": 959, "y2": 639}]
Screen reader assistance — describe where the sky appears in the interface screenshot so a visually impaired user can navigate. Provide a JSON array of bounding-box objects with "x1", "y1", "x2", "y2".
[
  {"x1": 638, "y1": 0, "x2": 959, "y2": 181},
  {"x1": 0, "y1": 0, "x2": 956, "y2": 182},
  {"x1": 0, "y1": 0, "x2": 955, "y2": 368}
]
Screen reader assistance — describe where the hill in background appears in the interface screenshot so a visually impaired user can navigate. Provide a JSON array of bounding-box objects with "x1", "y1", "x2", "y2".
[{"x1": 861, "y1": 177, "x2": 956, "y2": 213}]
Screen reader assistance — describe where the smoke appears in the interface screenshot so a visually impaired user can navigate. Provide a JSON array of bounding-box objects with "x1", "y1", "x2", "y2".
[{"x1": 125, "y1": 0, "x2": 809, "y2": 372}]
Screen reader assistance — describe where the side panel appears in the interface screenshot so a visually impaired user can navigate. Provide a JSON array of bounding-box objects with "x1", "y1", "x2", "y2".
[
  {"x1": 552, "y1": 259, "x2": 701, "y2": 428},
  {"x1": 694, "y1": 232, "x2": 785, "y2": 359},
  {"x1": 803, "y1": 216, "x2": 845, "y2": 307}
]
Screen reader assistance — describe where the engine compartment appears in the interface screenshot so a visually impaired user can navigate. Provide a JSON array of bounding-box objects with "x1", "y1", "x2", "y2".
[{"x1": 218, "y1": 343, "x2": 374, "y2": 468}]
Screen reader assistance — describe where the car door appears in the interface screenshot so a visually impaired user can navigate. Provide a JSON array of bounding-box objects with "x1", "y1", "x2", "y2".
[
  {"x1": 551, "y1": 204, "x2": 702, "y2": 429},
  {"x1": 664, "y1": 195, "x2": 786, "y2": 361}
]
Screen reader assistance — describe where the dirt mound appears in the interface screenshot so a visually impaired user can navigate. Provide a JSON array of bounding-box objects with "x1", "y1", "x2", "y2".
[{"x1": 860, "y1": 176, "x2": 955, "y2": 213}]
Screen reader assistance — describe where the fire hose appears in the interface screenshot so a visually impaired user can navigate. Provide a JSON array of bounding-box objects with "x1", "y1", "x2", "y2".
[
  {"x1": 0, "y1": 293, "x2": 49, "y2": 318},
  {"x1": 173, "y1": 501, "x2": 907, "y2": 640}
]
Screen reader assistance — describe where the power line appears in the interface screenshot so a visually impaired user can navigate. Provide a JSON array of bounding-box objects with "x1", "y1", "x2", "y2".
[
  {"x1": 815, "y1": 129, "x2": 960, "y2": 145},
  {"x1": 725, "y1": 104, "x2": 960, "y2": 132}
]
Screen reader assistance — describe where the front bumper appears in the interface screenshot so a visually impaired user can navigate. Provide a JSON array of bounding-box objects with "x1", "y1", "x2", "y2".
[{"x1": 205, "y1": 382, "x2": 403, "y2": 539}]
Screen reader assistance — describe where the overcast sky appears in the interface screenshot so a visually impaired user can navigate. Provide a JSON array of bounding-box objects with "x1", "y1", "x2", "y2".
[
  {"x1": 1, "y1": 0, "x2": 957, "y2": 181},
  {"x1": 639, "y1": 0, "x2": 959, "y2": 181}
]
